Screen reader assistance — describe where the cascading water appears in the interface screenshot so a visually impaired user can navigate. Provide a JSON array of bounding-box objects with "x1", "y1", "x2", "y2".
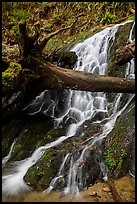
[
  {"x1": 2, "y1": 20, "x2": 135, "y2": 198},
  {"x1": 44, "y1": 20, "x2": 135, "y2": 195}
]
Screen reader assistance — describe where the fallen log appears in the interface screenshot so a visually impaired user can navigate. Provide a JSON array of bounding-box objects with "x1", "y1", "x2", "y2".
[
  {"x1": 35, "y1": 59, "x2": 135, "y2": 94},
  {"x1": 2, "y1": 59, "x2": 135, "y2": 98}
]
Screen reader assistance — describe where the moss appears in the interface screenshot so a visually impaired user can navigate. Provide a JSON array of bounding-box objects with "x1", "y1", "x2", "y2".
[
  {"x1": 117, "y1": 149, "x2": 128, "y2": 170},
  {"x1": 12, "y1": 143, "x2": 22, "y2": 155},
  {"x1": 127, "y1": 16, "x2": 135, "y2": 21},
  {"x1": 106, "y1": 93, "x2": 117, "y2": 104},
  {"x1": 35, "y1": 140, "x2": 44, "y2": 149},
  {"x1": 52, "y1": 50, "x2": 77, "y2": 68},
  {"x1": 2, "y1": 62, "x2": 22, "y2": 92}
]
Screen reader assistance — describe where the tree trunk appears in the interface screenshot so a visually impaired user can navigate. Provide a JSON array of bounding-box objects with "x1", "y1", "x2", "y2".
[{"x1": 35, "y1": 59, "x2": 135, "y2": 93}]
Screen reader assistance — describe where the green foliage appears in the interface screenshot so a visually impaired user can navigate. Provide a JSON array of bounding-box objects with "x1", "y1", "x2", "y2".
[
  {"x1": 41, "y1": 149, "x2": 51, "y2": 159},
  {"x1": 117, "y1": 149, "x2": 128, "y2": 169},
  {"x1": 103, "y1": 137, "x2": 129, "y2": 172},
  {"x1": 104, "y1": 157, "x2": 116, "y2": 171},
  {"x1": 41, "y1": 23, "x2": 53, "y2": 33},
  {"x1": 103, "y1": 139, "x2": 118, "y2": 171},
  {"x1": 35, "y1": 140, "x2": 43, "y2": 149},
  {"x1": 9, "y1": 25, "x2": 19, "y2": 35}
]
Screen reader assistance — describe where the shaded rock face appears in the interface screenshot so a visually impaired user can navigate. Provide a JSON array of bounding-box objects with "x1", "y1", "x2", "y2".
[
  {"x1": 108, "y1": 21, "x2": 134, "y2": 78},
  {"x1": 102, "y1": 99, "x2": 135, "y2": 178},
  {"x1": 101, "y1": 21, "x2": 135, "y2": 178}
]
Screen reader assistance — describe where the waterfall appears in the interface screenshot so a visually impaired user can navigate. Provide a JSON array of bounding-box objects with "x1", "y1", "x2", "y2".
[
  {"x1": 2, "y1": 20, "x2": 135, "y2": 197},
  {"x1": 43, "y1": 20, "x2": 135, "y2": 194}
]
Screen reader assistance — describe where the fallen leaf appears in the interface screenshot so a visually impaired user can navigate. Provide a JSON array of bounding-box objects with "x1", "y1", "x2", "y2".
[{"x1": 103, "y1": 187, "x2": 111, "y2": 192}]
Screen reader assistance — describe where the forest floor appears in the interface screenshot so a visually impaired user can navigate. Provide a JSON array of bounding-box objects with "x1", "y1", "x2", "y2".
[
  {"x1": 3, "y1": 175, "x2": 135, "y2": 202},
  {"x1": 2, "y1": 2, "x2": 135, "y2": 56}
]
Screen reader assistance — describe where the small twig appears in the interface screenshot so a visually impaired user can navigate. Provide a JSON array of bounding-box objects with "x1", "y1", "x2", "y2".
[{"x1": 116, "y1": 15, "x2": 130, "y2": 23}]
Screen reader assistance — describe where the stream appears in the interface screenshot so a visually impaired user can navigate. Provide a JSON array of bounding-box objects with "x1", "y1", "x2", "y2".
[{"x1": 2, "y1": 20, "x2": 135, "y2": 201}]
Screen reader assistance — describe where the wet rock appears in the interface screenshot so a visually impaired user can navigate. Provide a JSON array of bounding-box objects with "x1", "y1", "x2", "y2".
[{"x1": 108, "y1": 21, "x2": 135, "y2": 77}]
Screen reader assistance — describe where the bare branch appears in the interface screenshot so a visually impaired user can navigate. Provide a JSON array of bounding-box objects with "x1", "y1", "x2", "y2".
[{"x1": 39, "y1": 13, "x2": 84, "y2": 50}]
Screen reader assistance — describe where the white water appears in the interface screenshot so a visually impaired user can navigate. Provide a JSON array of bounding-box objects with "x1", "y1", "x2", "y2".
[
  {"x1": 2, "y1": 140, "x2": 16, "y2": 167},
  {"x1": 2, "y1": 20, "x2": 135, "y2": 197}
]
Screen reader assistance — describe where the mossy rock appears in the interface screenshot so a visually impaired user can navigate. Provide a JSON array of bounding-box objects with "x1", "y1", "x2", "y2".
[
  {"x1": 24, "y1": 147, "x2": 63, "y2": 190},
  {"x1": 102, "y1": 99, "x2": 135, "y2": 178},
  {"x1": 51, "y1": 50, "x2": 78, "y2": 68},
  {"x1": 8, "y1": 117, "x2": 57, "y2": 161},
  {"x1": 2, "y1": 62, "x2": 22, "y2": 94},
  {"x1": 24, "y1": 115, "x2": 104, "y2": 191},
  {"x1": 24, "y1": 139, "x2": 73, "y2": 190}
]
